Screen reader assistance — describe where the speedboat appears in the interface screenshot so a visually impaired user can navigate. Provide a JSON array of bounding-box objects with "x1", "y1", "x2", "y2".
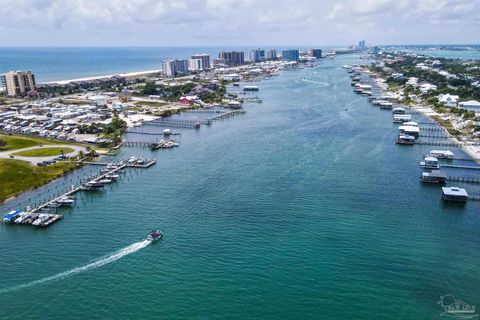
[{"x1": 147, "y1": 230, "x2": 163, "y2": 242}]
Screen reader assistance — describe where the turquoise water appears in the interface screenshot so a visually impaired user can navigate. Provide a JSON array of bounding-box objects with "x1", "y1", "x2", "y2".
[
  {"x1": 1, "y1": 55, "x2": 480, "y2": 319},
  {"x1": 402, "y1": 48, "x2": 480, "y2": 60}
]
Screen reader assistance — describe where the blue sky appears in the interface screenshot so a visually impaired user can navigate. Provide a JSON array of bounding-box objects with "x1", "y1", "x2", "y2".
[{"x1": 0, "y1": 0, "x2": 479, "y2": 46}]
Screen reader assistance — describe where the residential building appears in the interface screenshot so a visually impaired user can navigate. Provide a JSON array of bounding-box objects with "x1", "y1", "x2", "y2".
[
  {"x1": 1, "y1": 71, "x2": 36, "y2": 96},
  {"x1": 309, "y1": 49, "x2": 322, "y2": 59},
  {"x1": 161, "y1": 60, "x2": 177, "y2": 77},
  {"x1": 358, "y1": 40, "x2": 366, "y2": 50},
  {"x1": 438, "y1": 93, "x2": 459, "y2": 107},
  {"x1": 161, "y1": 59, "x2": 189, "y2": 77},
  {"x1": 218, "y1": 51, "x2": 245, "y2": 66},
  {"x1": 265, "y1": 49, "x2": 277, "y2": 60},
  {"x1": 419, "y1": 83, "x2": 437, "y2": 93},
  {"x1": 188, "y1": 58, "x2": 203, "y2": 72},
  {"x1": 248, "y1": 49, "x2": 265, "y2": 63},
  {"x1": 459, "y1": 100, "x2": 480, "y2": 109},
  {"x1": 175, "y1": 59, "x2": 189, "y2": 75},
  {"x1": 282, "y1": 49, "x2": 299, "y2": 61},
  {"x1": 191, "y1": 53, "x2": 211, "y2": 69}
]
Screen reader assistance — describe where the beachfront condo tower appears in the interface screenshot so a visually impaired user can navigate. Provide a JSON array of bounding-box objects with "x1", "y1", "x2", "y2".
[{"x1": 1, "y1": 70, "x2": 36, "y2": 96}]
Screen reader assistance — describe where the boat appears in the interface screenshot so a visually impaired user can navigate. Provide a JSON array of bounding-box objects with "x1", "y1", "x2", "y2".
[
  {"x1": 3, "y1": 210, "x2": 21, "y2": 223},
  {"x1": 56, "y1": 196, "x2": 75, "y2": 206},
  {"x1": 147, "y1": 230, "x2": 163, "y2": 242}
]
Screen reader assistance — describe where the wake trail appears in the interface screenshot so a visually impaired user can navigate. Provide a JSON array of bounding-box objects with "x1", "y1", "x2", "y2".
[{"x1": 0, "y1": 240, "x2": 150, "y2": 294}]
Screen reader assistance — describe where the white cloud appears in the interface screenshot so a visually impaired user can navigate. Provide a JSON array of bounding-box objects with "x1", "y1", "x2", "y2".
[{"x1": 0, "y1": 0, "x2": 478, "y2": 46}]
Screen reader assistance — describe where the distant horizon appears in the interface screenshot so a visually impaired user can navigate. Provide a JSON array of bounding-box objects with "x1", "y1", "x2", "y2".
[{"x1": 0, "y1": 43, "x2": 479, "y2": 49}]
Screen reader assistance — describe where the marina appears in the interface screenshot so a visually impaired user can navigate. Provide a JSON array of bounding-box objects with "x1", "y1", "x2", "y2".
[{"x1": 2, "y1": 157, "x2": 156, "y2": 228}]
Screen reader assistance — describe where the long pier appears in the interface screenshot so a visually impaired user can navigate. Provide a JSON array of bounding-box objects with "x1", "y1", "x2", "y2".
[
  {"x1": 447, "y1": 176, "x2": 480, "y2": 184},
  {"x1": 441, "y1": 164, "x2": 480, "y2": 170}
]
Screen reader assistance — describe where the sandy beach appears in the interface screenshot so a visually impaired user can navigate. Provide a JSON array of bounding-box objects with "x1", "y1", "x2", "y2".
[{"x1": 44, "y1": 69, "x2": 162, "y2": 85}]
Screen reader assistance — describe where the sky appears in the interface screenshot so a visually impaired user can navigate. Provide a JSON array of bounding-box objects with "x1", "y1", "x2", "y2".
[{"x1": 0, "y1": 0, "x2": 479, "y2": 47}]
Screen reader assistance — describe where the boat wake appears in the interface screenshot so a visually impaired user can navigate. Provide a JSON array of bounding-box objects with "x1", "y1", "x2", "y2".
[
  {"x1": 297, "y1": 79, "x2": 329, "y2": 87},
  {"x1": 0, "y1": 240, "x2": 150, "y2": 294}
]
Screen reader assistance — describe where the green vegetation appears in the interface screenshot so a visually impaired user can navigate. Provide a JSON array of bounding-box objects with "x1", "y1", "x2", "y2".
[
  {"x1": 200, "y1": 84, "x2": 227, "y2": 103},
  {"x1": 0, "y1": 159, "x2": 79, "y2": 202},
  {"x1": 161, "y1": 83, "x2": 194, "y2": 101},
  {"x1": 0, "y1": 133, "x2": 83, "y2": 151},
  {"x1": 14, "y1": 147, "x2": 74, "y2": 157},
  {"x1": 134, "y1": 101, "x2": 169, "y2": 107},
  {"x1": 102, "y1": 114, "x2": 127, "y2": 146},
  {"x1": 140, "y1": 81, "x2": 159, "y2": 95},
  {"x1": 0, "y1": 134, "x2": 46, "y2": 151}
]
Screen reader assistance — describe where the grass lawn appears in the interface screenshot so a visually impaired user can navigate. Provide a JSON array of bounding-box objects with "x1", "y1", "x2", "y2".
[
  {"x1": 134, "y1": 101, "x2": 169, "y2": 107},
  {"x1": 0, "y1": 159, "x2": 79, "y2": 202},
  {"x1": 0, "y1": 133, "x2": 91, "y2": 151},
  {"x1": 14, "y1": 147, "x2": 75, "y2": 157}
]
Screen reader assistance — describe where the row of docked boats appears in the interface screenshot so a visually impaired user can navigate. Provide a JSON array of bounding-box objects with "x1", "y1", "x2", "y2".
[
  {"x1": 3, "y1": 210, "x2": 63, "y2": 227},
  {"x1": 149, "y1": 140, "x2": 179, "y2": 150}
]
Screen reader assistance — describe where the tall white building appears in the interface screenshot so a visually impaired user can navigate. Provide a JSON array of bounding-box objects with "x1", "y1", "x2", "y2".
[
  {"x1": 265, "y1": 49, "x2": 277, "y2": 60},
  {"x1": 161, "y1": 59, "x2": 189, "y2": 77},
  {"x1": 191, "y1": 54, "x2": 210, "y2": 69},
  {"x1": 188, "y1": 58, "x2": 203, "y2": 72},
  {"x1": 162, "y1": 60, "x2": 177, "y2": 77},
  {"x1": 1, "y1": 71, "x2": 36, "y2": 96}
]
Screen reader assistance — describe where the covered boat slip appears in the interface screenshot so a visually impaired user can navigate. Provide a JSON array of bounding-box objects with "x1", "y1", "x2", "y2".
[
  {"x1": 398, "y1": 125, "x2": 420, "y2": 138},
  {"x1": 420, "y1": 156, "x2": 440, "y2": 169},
  {"x1": 430, "y1": 150, "x2": 455, "y2": 160},
  {"x1": 442, "y1": 186, "x2": 469, "y2": 202},
  {"x1": 397, "y1": 134, "x2": 415, "y2": 145},
  {"x1": 393, "y1": 114, "x2": 412, "y2": 123},
  {"x1": 421, "y1": 170, "x2": 447, "y2": 183}
]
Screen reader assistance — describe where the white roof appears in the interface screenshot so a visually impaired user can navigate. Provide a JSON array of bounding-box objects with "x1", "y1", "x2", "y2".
[
  {"x1": 430, "y1": 150, "x2": 454, "y2": 156},
  {"x1": 442, "y1": 187, "x2": 469, "y2": 197},
  {"x1": 459, "y1": 100, "x2": 480, "y2": 107},
  {"x1": 399, "y1": 125, "x2": 420, "y2": 133},
  {"x1": 403, "y1": 121, "x2": 418, "y2": 127}
]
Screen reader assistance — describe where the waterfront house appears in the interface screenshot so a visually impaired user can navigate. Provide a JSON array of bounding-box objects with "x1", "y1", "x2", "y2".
[
  {"x1": 179, "y1": 95, "x2": 198, "y2": 105},
  {"x1": 89, "y1": 95, "x2": 108, "y2": 106},
  {"x1": 459, "y1": 100, "x2": 480, "y2": 109},
  {"x1": 442, "y1": 187, "x2": 469, "y2": 203},
  {"x1": 438, "y1": 94, "x2": 459, "y2": 107},
  {"x1": 419, "y1": 83, "x2": 437, "y2": 93}
]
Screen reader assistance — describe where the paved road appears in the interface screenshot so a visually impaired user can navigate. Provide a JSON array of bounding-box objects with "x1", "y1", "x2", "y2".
[{"x1": 0, "y1": 144, "x2": 87, "y2": 165}]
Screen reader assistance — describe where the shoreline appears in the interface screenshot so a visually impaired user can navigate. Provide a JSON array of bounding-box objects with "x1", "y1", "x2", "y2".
[
  {"x1": 410, "y1": 105, "x2": 480, "y2": 162},
  {"x1": 42, "y1": 69, "x2": 161, "y2": 85}
]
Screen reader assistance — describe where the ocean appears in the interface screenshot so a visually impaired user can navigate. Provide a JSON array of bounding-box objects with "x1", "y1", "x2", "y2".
[{"x1": 0, "y1": 51, "x2": 480, "y2": 319}]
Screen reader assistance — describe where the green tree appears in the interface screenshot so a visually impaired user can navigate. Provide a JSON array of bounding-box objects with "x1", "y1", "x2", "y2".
[{"x1": 141, "y1": 81, "x2": 158, "y2": 95}]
